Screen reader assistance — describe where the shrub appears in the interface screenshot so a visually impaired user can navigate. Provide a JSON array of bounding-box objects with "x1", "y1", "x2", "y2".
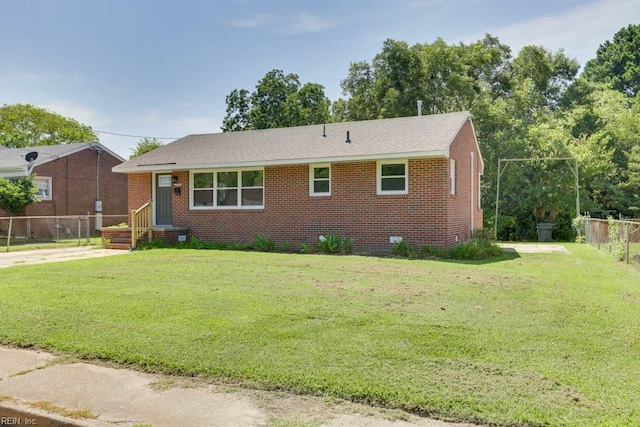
[
  {"x1": 443, "y1": 238, "x2": 503, "y2": 260},
  {"x1": 253, "y1": 235, "x2": 276, "y2": 252},
  {"x1": 391, "y1": 240, "x2": 411, "y2": 257},
  {"x1": 300, "y1": 242, "x2": 314, "y2": 254},
  {"x1": 608, "y1": 218, "x2": 626, "y2": 261},
  {"x1": 472, "y1": 228, "x2": 495, "y2": 241},
  {"x1": 341, "y1": 237, "x2": 355, "y2": 254},
  {"x1": 136, "y1": 239, "x2": 171, "y2": 250},
  {"x1": 391, "y1": 240, "x2": 419, "y2": 259},
  {"x1": 390, "y1": 235, "x2": 502, "y2": 261},
  {"x1": 419, "y1": 245, "x2": 439, "y2": 257},
  {"x1": 314, "y1": 235, "x2": 354, "y2": 254},
  {"x1": 315, "y1": 234, "x2": 342, "y2": 254}
]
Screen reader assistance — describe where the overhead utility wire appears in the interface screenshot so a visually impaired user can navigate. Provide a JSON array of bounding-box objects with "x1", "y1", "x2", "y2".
[{"x1": 94, "y1": 130, "x2": 179, "y2": 139}]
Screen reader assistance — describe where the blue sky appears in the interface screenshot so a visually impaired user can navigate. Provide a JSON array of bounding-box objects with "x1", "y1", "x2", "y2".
[{"x1": 1, "y1": 0, "x2": 639, "y2": 158}]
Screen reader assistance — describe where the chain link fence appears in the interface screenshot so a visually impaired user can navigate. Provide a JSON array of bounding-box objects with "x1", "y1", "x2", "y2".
[
  {"x1": 584, "y1": 217, "x2": 640, "y2": 265},
  {"x1": 1, "y1": 214, "x2": 128, "y2": 250}
]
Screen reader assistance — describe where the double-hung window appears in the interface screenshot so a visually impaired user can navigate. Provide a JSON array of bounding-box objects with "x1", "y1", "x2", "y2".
[
  {"x1": 377, "y1": 160, "x2": 408, "y2": 195},
  {"x1": 34, "y1": 177, "x2": 52, "y2": 200},
  {"x1": 310, "y1": 164, "x2": 331, "y2": 196},
  {"x1": 191, "y1": 169, "x2": 264, "y2": 209}
]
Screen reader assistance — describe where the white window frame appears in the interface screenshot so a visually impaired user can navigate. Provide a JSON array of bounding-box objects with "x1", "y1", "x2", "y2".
[
  {"x1": 478, "y1": 173, "x2": 482, "y2": 210},
  {"x1": 34, "y1": 176, "x2": 52, "y2": 200},
  {"x1": 377, "y1": 160, "x2": 408, "y2": 195},
  {"x1": 450, "y1": 159, "x2": 456, "y2": 195},
  {"x1": 309, "y1": 163, "x2": 331, "y2": 196},
  {"x1": 189, "y1": 168, "x2": 264, "y2": 210}
]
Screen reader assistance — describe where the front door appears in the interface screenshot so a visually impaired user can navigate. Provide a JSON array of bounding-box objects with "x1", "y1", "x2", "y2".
[{"x1": 156, "y1": 174, "x2": 172, "y2": 225}]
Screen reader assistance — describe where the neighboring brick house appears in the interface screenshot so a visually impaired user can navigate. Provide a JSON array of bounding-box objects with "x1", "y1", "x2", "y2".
[
  {"x1": 112, "y1": 111, "x2": 484, "y2": 252},
  {"x1": 0, "y1": 142, "x2": 127, "y2": 223}
]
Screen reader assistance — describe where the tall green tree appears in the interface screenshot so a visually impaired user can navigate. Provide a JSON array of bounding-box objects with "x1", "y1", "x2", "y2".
[
  {"x1": 222, "y1": 70, "x2": 330, "y2": 131},
  {"x1": 0, "y1": 177, "x2": 39, "y2": 215},
  {"x1": 130, "y1": 137, "x2": 163, "y2": 159},
  {"x1": 337, "y1": 35, "x2": 512, "y2": 121},
  {"x1": 582, "y1": 24, "x2": 640, "y2": 96},
  {"x1": 625, "y1": 145, "x2": 640, "y2": 214},
  {"x1": 0, "y1": 104, "x2": 97, "y2": 148}
]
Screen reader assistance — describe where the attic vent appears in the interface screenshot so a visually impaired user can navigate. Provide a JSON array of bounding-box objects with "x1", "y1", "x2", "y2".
[{"x1": 346, "y1": 131, "x2": 351, "y2": 144}]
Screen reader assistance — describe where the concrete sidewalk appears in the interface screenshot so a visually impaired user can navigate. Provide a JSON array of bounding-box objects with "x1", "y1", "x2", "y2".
[
  {"x1": 0, "y1": 346, "x2": 472, "y2": 427},
  {"x1": 0, "y1": 246, "x2": 129, "y2": 269}
]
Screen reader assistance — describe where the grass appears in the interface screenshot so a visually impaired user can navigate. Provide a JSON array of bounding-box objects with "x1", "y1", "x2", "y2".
[
  {"x1": 27, "y1": 401, "x2": 95, "y2": 419},
  {"x1": 1, "y1": 245, "x2": 639, "y2": 426},
  {"x1": 1, "y1": 237, "x2": 102, "y2": 252}
]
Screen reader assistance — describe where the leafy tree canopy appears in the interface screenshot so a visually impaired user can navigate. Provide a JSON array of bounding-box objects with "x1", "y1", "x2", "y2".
[
  {"x1": 0, "y1": 104, "x2": 97, "y2": 148},
  {"x1": 222, "y1": 70, "x2": 330, "y2": 132},
  {"x1": 130, "y1": 137, "x2": 164, "y2": 159},
  {"x1": 0, "y1": 177, "x2": 39, "y2": 215},
  {"x1": 582, "y1": 23, "x2": 640, "y2": 96}
]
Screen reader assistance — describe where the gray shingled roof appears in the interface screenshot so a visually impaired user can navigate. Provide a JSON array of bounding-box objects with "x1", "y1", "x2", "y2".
[
  {"x1": 114, "y1": 111, "x2": 476, "y2": 173},
  {"x1": 0, "y1": 143, "x2": 123, "y2": 173}
]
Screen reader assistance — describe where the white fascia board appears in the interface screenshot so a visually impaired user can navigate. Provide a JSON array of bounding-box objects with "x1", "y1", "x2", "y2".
[
  {"x1": 113, "y1": 150, "x2": 450, "y2": 173},
  {"x1": 0, "y1": 167, "x2": 28, "y2": 178}
]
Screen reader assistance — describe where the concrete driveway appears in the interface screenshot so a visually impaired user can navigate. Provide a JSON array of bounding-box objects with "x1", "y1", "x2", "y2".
[
  {"x1": 500, "y1": 243, "x2": 570, "y2": 254},
  {"x1": 0, "y1": 246, "x2": 129, "y2": 269}
]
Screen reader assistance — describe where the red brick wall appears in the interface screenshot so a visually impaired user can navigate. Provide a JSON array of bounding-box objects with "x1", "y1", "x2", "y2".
[
  {"x1": 1, "y1": 148, "x2": 127, "y2": 218},
  {"x1": 447, "y1": 120, "x2": 484, "y2": 244},
  {"x1": 127, "y1": 173, "x2": 153, "y2": 223}
]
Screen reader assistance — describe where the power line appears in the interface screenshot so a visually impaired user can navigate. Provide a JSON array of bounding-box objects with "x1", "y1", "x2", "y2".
[{"x1": 94, "y1": 130, "x2": 179, "y2": 140}]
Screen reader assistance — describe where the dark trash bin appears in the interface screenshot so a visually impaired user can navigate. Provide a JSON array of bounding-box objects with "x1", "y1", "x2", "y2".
[{"x1": 536, "y1": 223, "x2": 554, "y2": 242}]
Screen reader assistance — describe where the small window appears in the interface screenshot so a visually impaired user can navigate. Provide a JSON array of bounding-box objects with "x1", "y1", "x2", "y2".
[
  {"x1": 377, "y1": 160, "x2": 408, "y2": 195},
  {"x1": 34, "y1": 177, "x2": 52, "y2": 200},
  {"x1": 310, "y1": 164, "x2": 331, "y2": 196},
  {"x1": 450, "y1": 159, "x2": 456, "y2": 195}
]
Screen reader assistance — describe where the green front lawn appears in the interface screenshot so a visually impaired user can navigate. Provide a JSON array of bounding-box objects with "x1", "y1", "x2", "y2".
[{"x1": 1, "y1": 245, "x2": 639, "y2": 426}]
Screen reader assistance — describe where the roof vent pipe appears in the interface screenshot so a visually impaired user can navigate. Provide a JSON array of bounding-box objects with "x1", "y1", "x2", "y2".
[
  {"x1": 346, "y1": 131, "x2": 351, "y2": 143},
  {"x1": 417, "y1": 100, "x2": 423, "y2": 116},
  {"x1": 323, "y1": 125, "x2": 326, "y2": 137}
]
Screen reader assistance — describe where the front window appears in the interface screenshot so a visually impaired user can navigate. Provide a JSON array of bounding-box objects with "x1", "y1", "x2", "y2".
[
  {"x1": 377, "y1": 160, "x2": 408, "y2": 195},
  {"x1": 191, "y1": 169, "x2": 264, "y2": 209}
]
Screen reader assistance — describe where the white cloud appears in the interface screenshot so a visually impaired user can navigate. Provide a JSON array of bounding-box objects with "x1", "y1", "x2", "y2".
[
  {"x1": 39, "y1": 102, "x2": 109, "y2": 129},
  {"x1": 232, "y1": 11, "x2": 336, "y2": 35},
  {"x1": 461, "y1": 0, "x2": 640, "y2": 67},
  {"x1": 232, "y1": 13, "x2": 279, "y2": 29}
]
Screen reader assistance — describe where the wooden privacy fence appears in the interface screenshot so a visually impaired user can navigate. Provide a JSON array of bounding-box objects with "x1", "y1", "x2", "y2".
[{"x1": 584, "y1": 217, "x2": 640, "y2": 264}]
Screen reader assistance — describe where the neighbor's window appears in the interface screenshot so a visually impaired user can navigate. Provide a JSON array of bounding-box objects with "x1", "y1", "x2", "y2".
[
  {"x1": 450, "y1": 159, "x2": 456, "y2": 195},
  {"x1": 191, "y1": 169, "x2": 264, "y2": 209},
  {"x1": 377, "y1": 160, "x2": 408, "y2": 195},
  {"x1": 310, "y1": 164, "x2": 331, "y2": 196},
  {"x1": 34, "y1": 177, "x2": 52, "y2": 200}
]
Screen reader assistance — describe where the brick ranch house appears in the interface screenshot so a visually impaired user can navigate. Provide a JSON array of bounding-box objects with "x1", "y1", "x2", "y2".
[
  {"x1": 0, "y1": 142, "x2": 128, "y2": 230},
  {"x1": 110, "y1": 111, "x2": 484, "y2": 252}
]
